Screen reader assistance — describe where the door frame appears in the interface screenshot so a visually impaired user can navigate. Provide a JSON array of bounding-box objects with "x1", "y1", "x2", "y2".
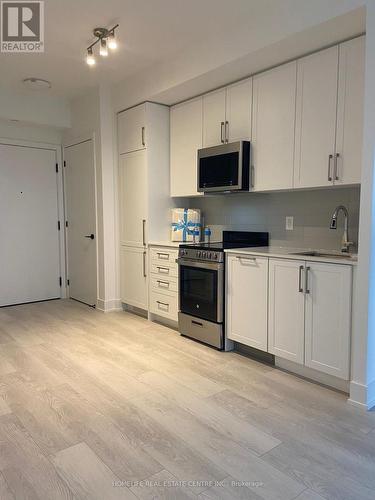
[
  {"x1": 0, "y1": 137, "x2": 67, "y2": 300},
  {"x1": 63, "y1": 133, "x2": 99, "y2": 307}
]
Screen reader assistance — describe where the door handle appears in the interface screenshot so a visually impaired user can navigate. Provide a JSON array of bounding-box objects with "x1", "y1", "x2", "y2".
[
  {"x1": 251, "y1": 165, "x2": 255, "y2": 188},
  {"x1": 334, "y1": 153, "x2": 340, "y2": 181},
  {"x1": 305, "y1": 266, "x2": 310, "y2": 294},
  {"x1": 328, "y1": 154, "x2": 333, "y2": 182},
  {"x1": 143, "y1": 251, "x2": 147, "y2": 278},
  {"x1": 141, "y1": 126, "x2": 145, "y2": 146},
  {"x1": 142, "y1": 219, "x2": 146, "y2": 246},
  {"x1": 225, "y1": 121, "x2": 229, "y2": 143},
  {"x1": 298, "y1": 265, "x2": 304, "y2": 293},
  {"x1": 84, "y1": 234, "x2": 95, "y2": 240},
  {"x1": 220, "y1": 122, "x2": 225, "y2": 143}
]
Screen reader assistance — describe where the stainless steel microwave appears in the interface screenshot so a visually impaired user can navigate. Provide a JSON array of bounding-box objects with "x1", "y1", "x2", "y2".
[{"x1": 197, "y1": 140, "x2": 251, "y2": 193}]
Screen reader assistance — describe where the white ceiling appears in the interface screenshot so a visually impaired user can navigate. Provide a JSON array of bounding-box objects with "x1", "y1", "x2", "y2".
[{"x1": 0, "y1": 0, "x2": 366, "y2": 100}]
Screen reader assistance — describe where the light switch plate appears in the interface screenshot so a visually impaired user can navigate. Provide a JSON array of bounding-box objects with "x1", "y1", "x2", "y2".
[{"x1": 286, "y1": 216, "x2": 294, "y2": 231}]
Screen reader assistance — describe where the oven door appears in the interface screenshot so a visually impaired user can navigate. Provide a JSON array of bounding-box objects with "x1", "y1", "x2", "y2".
[{"x1": 178, "y1": 258, "x2": 224, "y2": 323}]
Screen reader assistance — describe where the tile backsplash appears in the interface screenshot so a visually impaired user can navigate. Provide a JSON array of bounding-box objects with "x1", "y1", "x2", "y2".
[{"x1": 191, "y1": 187, "x2": 360, "y2": 251}]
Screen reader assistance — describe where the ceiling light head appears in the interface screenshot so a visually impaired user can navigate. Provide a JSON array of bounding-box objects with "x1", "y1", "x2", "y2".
[
  {"x1": 22, "y1": 77, "x2": 51, "y2": 90},
  {"x1": 86, "y1": 47, "x2": 95, "y2": 66},
  {"x1": 108, "y1": 32, "x2": 117, "y2": 50},
  {"x1": 99, "y1": 38, "x2": 108, "y2": 57}
]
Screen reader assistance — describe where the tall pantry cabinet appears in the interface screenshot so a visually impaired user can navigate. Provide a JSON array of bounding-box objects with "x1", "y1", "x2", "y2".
[{"x1": 118, "y1": 102, "x2": 170, "y2": 311}]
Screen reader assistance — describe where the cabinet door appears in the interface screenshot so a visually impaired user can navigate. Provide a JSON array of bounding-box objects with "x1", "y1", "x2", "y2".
[
  {"x1": 226, "y1": 255, "x2": 268, "y2": 351},
  {"x1": 305, "y1": 262, "x2": 351, "y2": 380},
  {"x1": 120, "y1": 246, "x2": 148, "y2": 310},
  {"x1": 268, "y1": 259, "x2": 305, "y2": 363},
  {"x1": 225, "y1": 78, "x2": 252, "y2": 142},
  {"x1": 335, "y1": 36, "x2": 365, "y2": 186},
  {"x1": 118, "y1": 150, "x2": 147, "y2": 246},
  {"x1": 170, "y1": 97, "x2": 203, "y2": 197},
  {"x1": 118, "y1": 104, "x2": 146, "y2": 154},
  {"x1": 294, "y1": 46, "x2": 339, "y2": 188},
  {"x1": 252, "y1": 62, "x2": 296, "y2": 191},
  {"x1": 202, "y1": 88, "x2": 226, "y2": 147}
]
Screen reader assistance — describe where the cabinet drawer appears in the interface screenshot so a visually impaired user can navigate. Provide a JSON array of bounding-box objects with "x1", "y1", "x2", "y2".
[
  {"x1": 149, "y1": 291, "x2": 178, "y2": 321},
  {"x1": 150, "y1": 247, "x2": 178, "y2": 265},
  {"x1": 150, "y1": 275, "x2": 178, "y2": 294},
  {"x1": 151, "y1": 263, "x2": 178, "y2": 278}
]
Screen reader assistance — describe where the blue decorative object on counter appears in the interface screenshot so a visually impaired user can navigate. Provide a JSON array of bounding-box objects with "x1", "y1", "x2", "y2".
[{"x1": 171, "y1": 208, "x2": 201, "y2": 242}]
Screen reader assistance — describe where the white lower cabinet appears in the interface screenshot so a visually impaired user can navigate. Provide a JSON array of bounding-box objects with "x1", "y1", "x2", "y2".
[
  {"x1": 268, "y1": 259, "x2": 305, "y2": 364},
  {"x1": 148, "y1": 246, "x2": 179, "y2": 322},
  {"x1": 120, "y1": 246, "x2": 148, "y2": 310},
  {"x1": 227, "y1": 254, "x2": 352, "y2": 381},
  {"x1": 304, "y1": 262, "x2": 351, "y2": 379},
  {"x1": 226, "y1": 254, "x2": 268, "y2": 351}
]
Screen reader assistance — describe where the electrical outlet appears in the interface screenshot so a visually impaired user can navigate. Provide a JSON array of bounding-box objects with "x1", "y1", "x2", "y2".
[{"x1": 286, "y1": 216, "x2": 294, "y2": 231}]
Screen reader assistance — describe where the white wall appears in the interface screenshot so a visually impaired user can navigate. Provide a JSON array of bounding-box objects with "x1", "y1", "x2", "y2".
[
  {"x1": 0, "y1": 88, "x2": 70, "y2": 128},
  {"x1": 192, "y1": 188, "x2": 360, "y2": 250},
  {"x1": 63, "y1": 87, "x2": 119, "y2": 312},
  {"x1": 350, "y1": 1, "x2": 375, "y2": 409},
  {"x1": 0, "y1": 119, "x2": 63, "y2": 145}
]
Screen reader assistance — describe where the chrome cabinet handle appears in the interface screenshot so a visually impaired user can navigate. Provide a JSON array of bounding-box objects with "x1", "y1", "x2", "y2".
[
  {"x1": 220, "y1": 122, "x2": 225, "y2": 143},
  {"x1": 156, "y1": 300, "x2": 169, "y2": 307},
  {"x1": 328, "y1": 154, "x2": 333, "y2": 182},
  {"x1": 157, "y1": 280, "x2": 170, "y2": 288},
  {"x1": 236, "y1": 255, "x2": 256, "y2": 261},
  {"x1": 141, "y1": 126, "x2": 145, "y2": 146},
  {"x1": 157, "y1": 252, "x2": 169, "y2": 260},
  {"x1": 305, "y1": 266, "x2": 310, "y2": 294},
  {"x1": 298, "y1": 265, "x2": 304, "y2": 293},
  {"x1": 225, "y1": 121, "x2": 229, "y2": 143},
  {"x1": 142, "y1": 219, "x2": 146, "y2": 246},
  {"x1": 334, "y1": 153, "x2": 340, "y2": 181},
  {"x1": 143, "y1": 251, "x2": 147, "y2": 278}
]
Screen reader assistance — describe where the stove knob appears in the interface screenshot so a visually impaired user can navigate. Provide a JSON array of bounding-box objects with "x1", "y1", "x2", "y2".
[
  {"x1": 207, "y1": 252, "x2": 211, "y2": 259},
  {"x1": 197, "y1": 251, "x2": 201, "y2": 258},
  {"x1": 202, "y1": 251, "x2": 206, "y2": 258},
  {"x1": 213, "y1": 253, "x2": 218, "y2": 260}
]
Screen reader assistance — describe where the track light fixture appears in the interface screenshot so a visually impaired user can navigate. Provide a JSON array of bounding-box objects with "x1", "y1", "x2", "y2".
[{"x1": 86, "y1": 24, "x2": 119, "y2": 66}]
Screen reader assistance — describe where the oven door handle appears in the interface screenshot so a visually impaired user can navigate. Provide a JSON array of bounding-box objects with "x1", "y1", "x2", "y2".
[{"x1": 176, "y1": 258, "x2": 224, "y2": 271}]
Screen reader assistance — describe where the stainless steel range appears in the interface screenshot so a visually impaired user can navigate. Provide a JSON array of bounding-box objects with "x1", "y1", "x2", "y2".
[{"x1": 177, "y1": 231, "x2": 269, "y2": 349}]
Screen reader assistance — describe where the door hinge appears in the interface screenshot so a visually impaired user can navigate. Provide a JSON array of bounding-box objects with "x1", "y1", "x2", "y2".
[
  {"x1": 58, "y1": 221, "x2": 61, "y2": 231},
  {"x1": 55, "y1": 163, "x2": 59, "y2": 173},
  {"x1": 63, "y1": 160, "x2": 66, "y2": 167},
  {"x1": 59, "y1": 277, "x2": 62, "y2": 287}
]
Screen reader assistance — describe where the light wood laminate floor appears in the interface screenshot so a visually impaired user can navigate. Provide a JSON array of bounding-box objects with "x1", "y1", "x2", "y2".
[{"x1": 0, "y1": 299, "x2": 374, "y2": 500}]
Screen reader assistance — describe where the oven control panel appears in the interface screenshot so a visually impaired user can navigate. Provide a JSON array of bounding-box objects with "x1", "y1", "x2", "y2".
[{"x1": 179, "y1": 248, "x2": 224, "y2": 263}]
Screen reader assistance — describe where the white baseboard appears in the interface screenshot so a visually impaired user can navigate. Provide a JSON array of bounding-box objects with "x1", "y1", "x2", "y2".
[
  {"x1": 348, "y1": 379, "x2": 375, "y2": 410},
  {"x1": 96, "y1": 298, "x2": 122, "y2": 312}
]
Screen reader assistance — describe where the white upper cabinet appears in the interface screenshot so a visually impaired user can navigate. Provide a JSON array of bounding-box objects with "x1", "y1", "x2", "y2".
[
  {"x1": 335, "y1": 36, "x2": 365, "y2": 185},
  {"x1": 202, "y1": 88, "x2": 226, "y2": 147},
  {"x1": 118, "y1": 104, "x2": 146, "y2": 154},
  {"x1": 294, "y1": 46, "x2": 339, "y2": 188},
  {"x1": 268, "y1": 259, "x2": 305, "y2": 364},
  {"x1": 170, "y1": 97, "x2": 203, "y2": 197},
  {"x1": 252, "y1": 62, "x2": 297, "y2": 191},
  {"x1": 304, "y1": 262, "x2": 351, "y2": 380},
  {"x1": 226, "y1": 254, "x2": 268, "y2": 351},
  {"x1": 118, "y1": 149, "x2": 148, "y2": 246},
  {"x1": 225, "y1": 78, "x2": 252, "y2": 142}
]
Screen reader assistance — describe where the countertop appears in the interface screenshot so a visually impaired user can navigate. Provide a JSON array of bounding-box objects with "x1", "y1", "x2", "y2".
[
  {"x1": 224, "y1": 246, "x2": 357, "y2": 266},
  {"x1": 148, "y1": 241, "x2": 180, "y2": 248}
]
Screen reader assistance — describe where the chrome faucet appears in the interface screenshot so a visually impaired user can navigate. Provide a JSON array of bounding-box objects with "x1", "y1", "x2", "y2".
[{"x1": 330, "y1": 205, "x2": 354, "y2": 253}]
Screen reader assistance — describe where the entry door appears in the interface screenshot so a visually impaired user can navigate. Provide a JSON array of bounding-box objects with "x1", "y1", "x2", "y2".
[
  {"x1": 64, "y1": 140, "x2": 97, "y2": 306},
  {"x1": 0, "y1": 144, "x2": 61, "y2": 306}
]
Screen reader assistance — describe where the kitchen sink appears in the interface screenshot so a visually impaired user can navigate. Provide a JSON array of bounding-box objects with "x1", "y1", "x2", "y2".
[{"x1": 290, "y1": 251, "x2": 355, "y2": 259}]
